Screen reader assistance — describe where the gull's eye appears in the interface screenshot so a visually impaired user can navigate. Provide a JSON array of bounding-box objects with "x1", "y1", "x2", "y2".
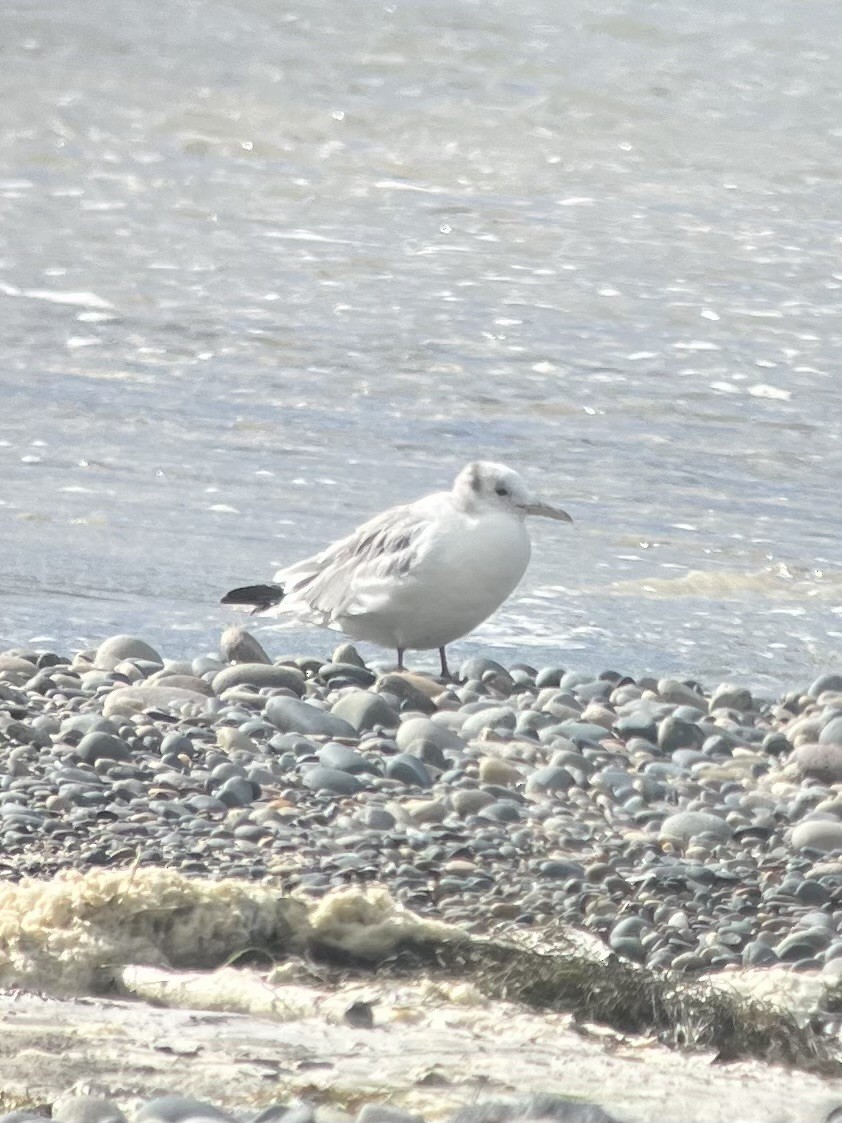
[{"x1": 495, "y1": 485, "x2": 509, "y2": 497}]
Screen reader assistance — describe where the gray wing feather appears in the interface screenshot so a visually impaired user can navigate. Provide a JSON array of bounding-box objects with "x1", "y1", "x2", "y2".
[{"x1": 276, "y1": 501, "x2": 434, "y2": 624}]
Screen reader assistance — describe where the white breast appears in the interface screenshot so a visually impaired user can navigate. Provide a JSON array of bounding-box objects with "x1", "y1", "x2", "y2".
[{"x1": 336, "y1": 509, "x2": 531, "y2": 651}]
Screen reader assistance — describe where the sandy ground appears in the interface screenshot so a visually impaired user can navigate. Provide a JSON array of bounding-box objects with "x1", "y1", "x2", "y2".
[{"x1": 2, "y1": 977, "x2": 842, "y2": 1123}]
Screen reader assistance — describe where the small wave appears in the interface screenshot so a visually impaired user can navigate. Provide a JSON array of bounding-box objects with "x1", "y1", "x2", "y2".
[{"x1": 609, "y1": 566, "x2": 842, "y2": 601}]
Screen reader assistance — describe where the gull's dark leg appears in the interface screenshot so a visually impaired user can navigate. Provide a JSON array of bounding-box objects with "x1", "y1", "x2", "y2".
[
  {"x1": 396, "y1": 648, "x2": 405, "y2": 671},
  {"x1": 438, "y1": 646, "x2": 451, "y2": 679}
]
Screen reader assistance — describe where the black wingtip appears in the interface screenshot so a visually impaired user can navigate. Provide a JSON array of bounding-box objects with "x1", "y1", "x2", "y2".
[{"x1": 220, "y1": 583, "x2": 285, "y2": 613}]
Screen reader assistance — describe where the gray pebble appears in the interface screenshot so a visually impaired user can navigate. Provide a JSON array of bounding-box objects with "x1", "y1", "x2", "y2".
[
  {"x1": 460, "y1": 706, "x2": 517, "y2": 738},
  {"x1": 792, "y1": 743, "x2": 842, "y2": 782},
  {"x1": 52, "y1": 1097, "x2": 126, "y2": 1123},
  {"x1": 331, "y1": 690, "x2": 398, "y2": 732},
  {"x1": 264, "y1": 696, "x2": 358, "y2": 739},
  {"x1": 709, "y1": 682, "x2": 754, "y2": 712},
  {"x1": 320, "y1": 662, "x2": 377, "y2": 688},
  {"x1": 810, "y1": 673, "x2": 842, "y2": 698},
  {"x1": 791, "y1": 819, "x2": 842, "y2": 853},
  {"x1": 219, "y1": 625, "x2": 271, "y2": 664},
  {"x1": 95, "y1": 634, "x2": 163, "y2": 671},
  {"x1": 212, "y1": 663, "x2": 305, "y2": 695},
  {"x1": 819, "y1": 716, "x2": 842, "y2": 746},
  {"x1": 302, "y1": 766, "x2": 364, "y2": 795},
  {"x1": 660, "y1": 811, "x2": 732, "y2": 844},
  {"x1": 356, "y1": 1108, "x2": 421, "y2": 1123},
  {"x1": 613, "y1": 713, "x2": 656, "y2": 742},
  {"x1": 75, "y1": 732, "x2": 132, "y2": 764},
  {"x1": 385, "y1": 753, "x2": 432, "y2": 788},
  {"x1": 215, "y1": 776, "x2": 260, "y2": 807},
  {"x1": 136, "y1": 1099, "x2": 232, "y2": 1123},
  {"x1": 396, "y1": 717, "x2": 465, "y2": 753},
  {"x1": 525, "y1": 766, "x2": 574, "y2": 797},
  {"x1": 657, "y1": 715, "x2": 703, "y2": 752},
  {"x1": 452, "y1": 789, "x2": 495, "y2": 816},
  {"x1": 318, "y1": 743, "x2": 375, "y2": 774}
]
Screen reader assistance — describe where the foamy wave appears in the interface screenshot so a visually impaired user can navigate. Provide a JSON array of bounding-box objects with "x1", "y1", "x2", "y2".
[{"x1": 609, "y1": 566, "x2": 842, "y2": 601}]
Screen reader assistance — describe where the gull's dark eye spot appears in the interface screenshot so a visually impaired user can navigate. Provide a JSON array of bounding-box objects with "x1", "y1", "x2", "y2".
[{"x1": 495, "y1": 485, "x2": 509, "y2": 497}]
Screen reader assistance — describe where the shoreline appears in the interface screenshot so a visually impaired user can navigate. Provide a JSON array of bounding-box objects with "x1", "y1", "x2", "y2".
[{"x1": 2, "y1": 631, "x2": 842, "y2": 1120}]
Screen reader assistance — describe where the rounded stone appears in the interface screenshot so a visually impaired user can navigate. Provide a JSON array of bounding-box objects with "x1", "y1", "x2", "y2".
[
  {"x1": 102, "y1": 685, "x2": 212, "y2": 718},
  {"x1": 791, "y1": 820, "x2": 842, "y2": 854},
  {"x1": 215, "y1": 776, "x2": 260, "y2": 807},
  {"x1": 810, "y1": 673, "x2": 842, "y2": 698},
  {"x1": 264, "y1": 696, "x2": 358, "y2": 739},
  {"x1": 302, "y1": 766, "x2": 364, "y2": 795},
  {"x1": 538, "y1": 859, "x2": 585, "y2": 880},
  {"x1": 95, "y1": 635, "x2": 163, "y2": 671},
  {"x1": 396, "y1": 717, "x2": 465, "y2": 753},
  {"x1": 219, "y1": 626, "x2": 271, "y2": 665},
  {"x1": 657, "y1": 678, "x2": 706, "y2": 707},
  {"x1": 709, "y1": 683, "x2": 753, "y2": 712},
  {"x1": 385, "y1": 753, "x2": 432, "y2": 788},
  {"x1": 613, "y1": 713, "x2": 657, "y2": 743},
  {"x1": 458, "y1": 656, "x2": 511, "y2": 681},
  {"x1": 478, "y1": 757, "x2": 522, "y2": 786},
  {"x1": 74, "y1": 732, "x2": 132, "y2": 764},
  {"x1": 819, "y1": 717, "x2": 842, "y2": 747},
  {"x1": 792, "y1": 743, "x2": 842, "y2": 783},
  {"x1": 331, "y1": 690, "x2": 398, "y2": 732},
  {"x1": 657, "y1": 715, "x2": 703, "y2": 753},
  {"x1": 319, "y1": 662, "x2": 377, "y2": 687},
  {"x1": 332, "y1": 642, "x2": 367, "y2": 668},
  {"x1": 659, "y1": 811, "x2": 732, "y2": 844},
  {"x1": 452, "y1": 789, "x2": 495, "y2": 816},
  {"x1": 317, "y1": 743, "x2": 374, "y2": 774},
  {"x1": 51, "y1": 1097, "x2": 126, "y2": 1123},
  {"x1": 554, "y1": 721, "x2": 611, "y2": 745},
  {"x1": 373, "y1": 674, "x2": 437, "y2": 714},
  {"x1": 212, "y1": 663, "x2": 305, "y2": 695},
  {"x1": 460, "y1": 706, "x2": 517, "y2": 738},
  {"x1": 525, "y1": 765, "x2": 575, "y2": 797},
  {"x1": 136, "y1": 1099, "x2": 231, "y2": 1123},
  {"x1": 146, "y1": 672, "x2": 215, "y2": 696},
  {"x1": 479, "y1": 799, "x2": 522, "y2": 823},
  {"x1": 742, "y1": 940, "x2": 778, "y2": 967}
]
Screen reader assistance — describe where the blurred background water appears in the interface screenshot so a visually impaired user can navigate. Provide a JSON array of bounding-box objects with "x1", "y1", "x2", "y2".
[{"x1": 0, "y1": 0, "x2": 839, "y2": 688}]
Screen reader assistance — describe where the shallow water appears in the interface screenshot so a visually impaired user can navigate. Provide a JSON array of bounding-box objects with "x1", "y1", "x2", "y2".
[{"x1": 1, "y1": 0, "x2": 840, "y2": 688}]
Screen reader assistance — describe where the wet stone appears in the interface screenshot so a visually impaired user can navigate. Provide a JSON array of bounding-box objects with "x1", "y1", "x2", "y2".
[
  {"x1": 385, "y1": 753, "x2": 432, "y2": 788},
  {"x1": 660, "y1": 811, "x2": 732, "y2": 844},
  {"x1": 791, "y1": 820, "x2": 842, "y2": 854},
  {"x1": 264, "y1": 696, "x2": 358, "y2": 739},
  {"x1": 709, "y1": 683, "x2": 754, "y2": 712},
  {"x1": 613, "y1": 713, "x2": 657, "y2": 742},
  {"x1": 302, "y1": 766, "x2": 364, "y2": 795},
  {"x1": 219, "y1": 626, "x2": 271, "y2": 665},
  {"x1": 212, "y1": 663, "x2": 306, "y2": 695},
  {"x1": 810, "y1": 673, "x2": 842, "y2": 698},
  {"x1": 74, "y1": 732, "x2": 132, "y2": 764},
  {"x1": 320, "y1": 662, "x2": 377, "y2": 688},
  {"x1": 136, "y1": 1098, "x2": 232, "y2": 1123},
  {"x1": 819, "y1": 717, "x2": 842, "y2": 746},
  {"x1": 317, "y1": 743, "x2": 376, "y2": 774},
  {"x1": 657, "y1": 715, "x2": 703, "y2": 752},
  {"x1": 792, "y1": 743, "x2": 842, "y2": 783},
  {"x1": 331, "y1": 690, "x2": 398, "y2": 732},
  {"x1": 95, "y1": 635, "x2": 163, "y2": 671}
]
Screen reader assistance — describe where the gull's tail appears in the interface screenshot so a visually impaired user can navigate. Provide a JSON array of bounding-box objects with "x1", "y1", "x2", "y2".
[{"x1": 220, "y1": 583, "x2": 285, "y2": 615}]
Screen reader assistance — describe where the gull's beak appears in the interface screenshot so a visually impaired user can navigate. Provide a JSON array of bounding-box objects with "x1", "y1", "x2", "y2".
[{"x1": 524, "y1": 499, "x2": 573, "y2": 522}]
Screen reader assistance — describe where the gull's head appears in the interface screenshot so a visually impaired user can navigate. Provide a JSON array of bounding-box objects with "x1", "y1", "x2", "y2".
[{"x1": 452, "y1": 461, "x2": 572, "y2": 523}]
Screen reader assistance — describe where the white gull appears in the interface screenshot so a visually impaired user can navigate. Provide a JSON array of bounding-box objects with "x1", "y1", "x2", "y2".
[{"x1": 221, "y1": 461, "x2": 572, "y2": 677}]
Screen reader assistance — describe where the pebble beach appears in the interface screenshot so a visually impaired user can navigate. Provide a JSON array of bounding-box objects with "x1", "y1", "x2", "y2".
[
  {"x1": 3, "y1": 631, "x2": 842, "y2": 1122},
  {"x1": 3, "y1": 629, "x2": 842, "y2": 973}
]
